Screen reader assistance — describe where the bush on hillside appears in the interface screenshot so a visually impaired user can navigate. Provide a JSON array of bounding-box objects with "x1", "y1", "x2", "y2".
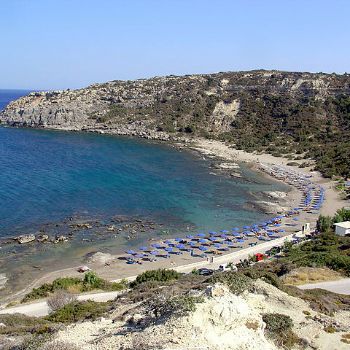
[
  {"x1": 262, "y1": 313, "x2": 303, "y2": 349},
  {"x1": 22, "y1": 272, "x2": 126, "y2": 302},
  {"x1": 280, "y1": 232, "x2": 350, "y2": 275},
  {"x1": 0, "y1": 314, "x2": 54, "y2": 335},
  {"x1": 207, "y1": 272, "x2": 252, "y2": 294},
  {"x1": 45, "y1": 300, "x2": 111, "y2": 323},
  {"x1": 130, "y1": 269, "x2": 181, "y2": 288},
  {"x1": 262, "y1": 313, "x2": 293, "y2": 332}
]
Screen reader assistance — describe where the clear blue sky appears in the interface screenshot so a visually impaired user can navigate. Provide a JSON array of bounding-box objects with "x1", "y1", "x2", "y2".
[{"x1": 1, "y1": 0, "x2": 349, "y2": 90}]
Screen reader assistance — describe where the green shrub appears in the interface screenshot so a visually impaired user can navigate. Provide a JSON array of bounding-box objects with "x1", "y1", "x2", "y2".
[
  {"x1": 46, "y1": 300, "x2": 111, "y2": 323},
  {"x1": 22, "y1": 283, "x2": 54, "y2": 302},
  {"x1": 207, "y1": 272, "x2": 252, "y2": 294},
  {"x1": 130, "y1": 269, "x2": 181, "y2": 288},
  {"x1": 262, "y1": 313, "x2": 293, "y2": 332},
  {"x1": 52, "y1": 277, "x2": 81, "y2": 290},
  {"x1": 169, "y1": 295, "x2": 204, "y2": 314},
  {"x1": 22, "y1": 272, "x2": 126, "y2": 302},
  {"x1": 0, "y1": 314, "x2": 54, "y2": 335}
]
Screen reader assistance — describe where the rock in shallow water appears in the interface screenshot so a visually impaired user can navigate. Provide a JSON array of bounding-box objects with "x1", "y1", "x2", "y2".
[{"x1": 16, "y1": 234, "x2": 35, "y2": 244}]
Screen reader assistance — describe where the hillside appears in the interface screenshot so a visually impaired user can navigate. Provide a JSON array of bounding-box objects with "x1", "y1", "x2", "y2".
[{"x1": 1, "y1": 70, "x2": 350, "y2": 177}]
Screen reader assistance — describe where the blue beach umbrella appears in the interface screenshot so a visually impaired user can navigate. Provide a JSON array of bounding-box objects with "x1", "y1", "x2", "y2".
[
  {"x1": 176, "y1": 244, "x2": 186, "y2": 249},
  {"x1": 126, "y1": 250, "x2": 136, "y2": 255},
  {"x1": 189, "y1": 242, "x2": 197, "y2": 247},
  {"x1": 236, "y1": 239, "x2": 244, "y2": 243},
  {"x1": 199, "y1": 238, "x2": 207, "y2": 243},
  {"x1": 293, "y1": 217, "x2": 299, "y2": 221},
  {"x1": 274, "y1": 224, "x2": 282, "y2": 227},
  {"x1": 209, "y1": 231, "x2": 217, "y2": 235},
  {"x1": 165, "y1": 240, "x2": 173, "y2": 244},
  {"x1": 186, "y1": 235, "x2": 194, "y2": 239},
  {"x1": 243, "y1": 225, "x2": 250, "y2": 229},
  {"x1": 135, "y1": 254, "x2": 144, "y2": 259},
  {"x1": 165, "y1": 247, "x2": 173, "y2": 252},
  {"x1": 150, "y1": 250, "x2": 158, "y2": 255},
  {"x1": 221, "y1": 230, "x2": 229, "y2": 233},
  {"x1": 232, "y1": 227, "x2": 239, "y2": 231},
  {"x1": 175, "y1": 238, "x2": 183, "y2": 242},
  {"x1": 153, "y1": 243, "x2": 163, "y2": 248},
  {"x1": 139, "y1": 246, "x2": 148, "y2": 251},
  {"x1": 278, "y1": 229, "x2": 285, "y2": 232},
  {"x1": 199, "y1": 246, "x2": 208, "y2": 251},
  {"x1": 197, "y1": 233, "x2": 206, "y2": 237}
]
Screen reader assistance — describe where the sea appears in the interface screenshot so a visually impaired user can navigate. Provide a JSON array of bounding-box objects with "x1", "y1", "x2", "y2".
[{"x1": 0, "y1": 89, "x2": 289, "y2": 294}]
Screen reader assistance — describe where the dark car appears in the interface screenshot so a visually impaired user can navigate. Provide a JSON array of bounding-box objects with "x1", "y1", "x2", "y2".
[{"x1": 198, "y1": 268, "x2": 214, "y2": 276}]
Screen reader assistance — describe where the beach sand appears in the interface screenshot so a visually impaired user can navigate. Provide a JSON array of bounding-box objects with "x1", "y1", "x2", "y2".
[
  {"x1": 191, "y1": 138, "x2": 345, "y2": 216},
  {"x1": 1, "y1": 138, "x2": 348, "y2": 305}
]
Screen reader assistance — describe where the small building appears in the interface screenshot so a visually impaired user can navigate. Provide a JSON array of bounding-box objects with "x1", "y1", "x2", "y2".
[{"x1": 334, "y1": 221, "x2": 350, "y2": 236}]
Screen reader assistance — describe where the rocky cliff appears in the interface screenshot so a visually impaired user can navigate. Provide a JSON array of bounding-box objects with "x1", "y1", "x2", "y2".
[{"x1": 1, "y1": 70, "x2": 350, "y2": 176}]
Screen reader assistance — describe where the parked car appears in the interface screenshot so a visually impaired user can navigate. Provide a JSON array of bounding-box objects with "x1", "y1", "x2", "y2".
[{"x1": 198, "y1": 268, "x2": 214, "y2": 276}]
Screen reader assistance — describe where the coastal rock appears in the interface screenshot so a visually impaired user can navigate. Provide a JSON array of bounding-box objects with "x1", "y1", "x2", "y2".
[
  {"x1": 54, "y1": 235, "x2": 68, "y2": 243},
  {"x1": 37, "y1": 234, "x2": 49, "y2": 242},
  {"x1": 0, "y1": 273, "x2": 8, "y2": 289},
  {"x1": 230, "y1": 172, "x2": 242, "y2": 178},
  {"x1": 1, "y1": 71, "x2": 348, "y2": 144},
  {"x1": 16, "y1": 234, "x2": 35, "y2": 244},
  {"x1": 251, "y1": 201, "x2": 288, "y2": 214},
  {"x1": 86, "y1": 252, "x2": 114, "y2": 265},
  {"x1": 215, "y1": 162, "x2": 240, "y2": 170},
  {"x1": 263, "y1": 191, "x2": 288, "y2": 200}
]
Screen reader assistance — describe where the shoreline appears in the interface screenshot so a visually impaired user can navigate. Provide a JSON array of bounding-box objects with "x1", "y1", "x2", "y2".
[{"x1": 0, "y1": 132, "x2": 348, "y2": 305}]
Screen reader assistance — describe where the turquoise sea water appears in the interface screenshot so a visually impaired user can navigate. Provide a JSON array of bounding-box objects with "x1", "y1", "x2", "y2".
[
  {"x1": 0, "y1": 90, "x2": 288, "y2": 237},
  {"x1": 0, "y1": 127, "x2": 284, "y2": 236},
  {"x1": 0, "y1": 90, "x2": 289, "y2": 293}
]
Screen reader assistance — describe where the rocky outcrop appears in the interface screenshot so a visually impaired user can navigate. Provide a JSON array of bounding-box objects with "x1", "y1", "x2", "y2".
[
  {"x1": 15, "y1": 234, "x2": 35, "y2": 244},
  {"x1": 1, "y1": 70, "x2": 350, "y2": 142},
  {"x1": 50, "y1": 279, "x2": 350, "y2": 350},
  {"x1": 86, "y1": 252, "x2": 114, "y2": 266}
]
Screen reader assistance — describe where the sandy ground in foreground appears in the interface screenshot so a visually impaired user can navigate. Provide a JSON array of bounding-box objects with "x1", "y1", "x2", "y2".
[{"x1": 2, "y1": 138, "x2": 348, "y2": 305}]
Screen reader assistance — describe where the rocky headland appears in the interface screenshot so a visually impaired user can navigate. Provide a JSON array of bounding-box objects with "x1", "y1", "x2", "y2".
[{"x1": 2, "y1": 70, "x2": 349, "y2": 178}]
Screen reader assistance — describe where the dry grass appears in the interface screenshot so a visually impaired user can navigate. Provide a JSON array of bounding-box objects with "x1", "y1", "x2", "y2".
[
  {"x1": 281, "y1": 267, "x2": 343, "y2": 285},
  {"x1": 47, "y1": 290, "x2": 77, "y2": 312},
  {"x1": 40, "y1": 340, "x2": 81, "y2": 350}
]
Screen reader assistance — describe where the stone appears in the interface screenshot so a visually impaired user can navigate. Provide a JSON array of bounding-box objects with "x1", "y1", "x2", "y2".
[
  {"x1": 0, "y1": 273, "x2": 8, "y2": 289},
  {"x1": 54, "y1": 235, "x2": 68, "y2": 243},
  {"x1": 16, "y1": 234, "x2": 35, "y2": 244},
  {"x1": 37, "y1": 234, "x2": 49, "y2": 242},
  {"x1": 205, "y1": 283, "x2": 229, "y2": 298},
  {"x1": 86, "y1": 252, "x2": 114, "y2": 265}
]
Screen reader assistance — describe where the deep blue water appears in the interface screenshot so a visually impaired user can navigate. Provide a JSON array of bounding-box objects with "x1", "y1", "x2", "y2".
[
  {"x1": 0, "y1": 89, "x2": 31, "y2": 110},
  {"x1": 0, "y1": 90, "x2": 287, "y2": 238}
]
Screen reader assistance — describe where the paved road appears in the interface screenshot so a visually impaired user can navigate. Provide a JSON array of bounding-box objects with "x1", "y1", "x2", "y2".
[
  {"x1": 0, "y1": 290, "x2": 122, "y2": 317},
  {"x1": 298, "y1": 278, "x2": 350, "y2": 295}
]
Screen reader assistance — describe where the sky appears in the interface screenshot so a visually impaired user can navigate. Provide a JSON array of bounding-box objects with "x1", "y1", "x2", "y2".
[{"x1": 1, "y1": 0, "x2": 349, "y2": 90}]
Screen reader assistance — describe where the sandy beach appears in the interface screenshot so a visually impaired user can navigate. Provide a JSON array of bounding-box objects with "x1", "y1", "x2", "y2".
[
  {"x1": 190, "y1": 138, "x2": 345, "y2": 216},
  {"x1": 1, "y1": 138, "x2": 348, "y2": 305}
]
